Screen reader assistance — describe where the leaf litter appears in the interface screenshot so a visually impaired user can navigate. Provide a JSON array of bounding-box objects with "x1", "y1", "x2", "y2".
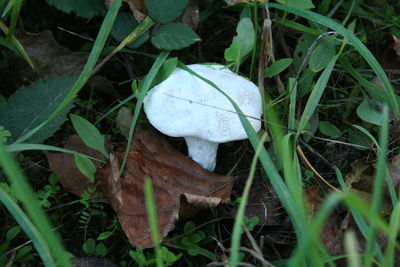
[{"x1": 48, "y1": 126, "x2": 234, "y2": 248}]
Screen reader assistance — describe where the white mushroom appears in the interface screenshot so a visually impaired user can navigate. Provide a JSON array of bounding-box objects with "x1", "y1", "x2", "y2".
[{"x1": 143, "y1": 64, "x2": 262, "y2": 171}]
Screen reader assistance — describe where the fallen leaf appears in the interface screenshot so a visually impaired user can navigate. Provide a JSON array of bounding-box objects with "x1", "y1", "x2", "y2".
[
  {"x1": 379, "y1": 34, "x2": 400, "y2": 81},
  {"x1": 48, "y1": 127, "x2": 234, "y2": 249},
  {"x1": 96, "y1": 127, "x2": 235, "y2": 248},
  {"x1": 346, "y1": 156, "x2": 400, "y2": 204},
  {"x1": 2, "y1": 30, "x2": 119, "y2": 97},
  {"x1": 47, "y1": 135, "x2": 108, "y2": 196},
  {"x1": 305, "y1": 187, "x2": 346, "y2": 256},
  {"x1": 236, "y1": 177, "x2": 284, "y2": 226}
]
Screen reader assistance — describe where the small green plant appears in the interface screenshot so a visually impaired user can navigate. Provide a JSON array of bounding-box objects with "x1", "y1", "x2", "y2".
[
  {"x1": 82, "y1": 238, "x2": 107, "y2": 257},
  {"x1": 37, "y1": 173, "x2": 61, "y2": 208},
  {"x1": 129, "y1": 246, "x2": 182, "y2": 267}
]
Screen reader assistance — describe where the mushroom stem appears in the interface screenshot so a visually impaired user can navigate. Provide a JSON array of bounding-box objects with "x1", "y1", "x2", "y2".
[{"x1": 184, "y1": 137, "x2": 219, "y2": 171}]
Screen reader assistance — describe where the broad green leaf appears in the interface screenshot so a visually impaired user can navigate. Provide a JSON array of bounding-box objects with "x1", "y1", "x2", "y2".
[
  {"x1": 111, "y1": 12, "x2": 149, "y2": 48},
  {"x1": 276, "y1": 0, "x2": 314, "y2": 9},
  {"x1": 224, "y1": 42, "x2": 241, "y2": 62},
  {"x1": 356, "y1": 100, "x2": 383, "y2": 126},
  {"x1": 318, "y1": 121, "x2": 342, "y2": 138},
  {"x1": 46, "y1": 0, "x2": 106, "y2": 19},
  {"x1": 70, "y1": 114, "x2": 108, "y2": 157},
  {"x1": 74, "y1": 153, "x2": 96, "y2": 182},
  {"x1": 0, "y1": 77, "x2": 75, "y2": 144},
  {"x1": 309, "y1": 39, "x2": 336, "y2": 72},
  {"x1": 151, "y1": 23, "x2": 200, "y2": 50},
  {"x1": 144, "y1": 0, "x2": 188, "y2": 23},
  {"x1": 265, "y1": 58, "x2": 293, "y2": 78},
  {"x1": 224, "y1": 17, "x2": 254, "y2": 62}
]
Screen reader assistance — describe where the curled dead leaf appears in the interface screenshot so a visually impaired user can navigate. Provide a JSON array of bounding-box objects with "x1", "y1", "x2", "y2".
[
  {"x1": 48, "y1": 127, "x2": 234, "y2": 249},
  {"x1": 96, "y1": 127, "x2": 234, "y2": 248}
]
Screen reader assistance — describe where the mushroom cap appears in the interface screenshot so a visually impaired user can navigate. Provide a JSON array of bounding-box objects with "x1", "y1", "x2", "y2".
[{"x1": 143, "y1": 64, "x2": 262, "y2": 143}]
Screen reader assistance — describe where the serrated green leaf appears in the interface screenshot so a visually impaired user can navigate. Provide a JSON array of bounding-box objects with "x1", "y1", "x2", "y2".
[
  {"x1": 309, "y1": 39, "x2": 336, "y2": 72},
  {"x1": 70, "y1": 114, "x2": 108, "y2": 157},
  {"x1": 151, "y1": 23, "x2": 200, "y2": 50},
  {"x1": 144, "y1": 0, "x2": 188, "y2": 23},
  {"x1": 111, "y1": 12, "x2": 149, "y2": 48},
  {"x1": 265, "y1": 58, "x2": 293, "y2": 78},
  {"x1": 0, "y1": 77, "x2": 75, "y2": 144},
  {"x1": 224, "y1": 17, "x2": 254, "y2": 62},
  {"x1": 318, "y1": 121, "x2": 342, "y2": 138},
  {"x1": 276, "y1": 0, "x2": 314, "y2": 9},
  {"x1": 356, "y1": 100, "x2": 383, "y2": 126},
  {"x1": 74, "y1": 153, "x2": 96, "y2": 183},
  {"x1": 46, "y1": 0, "x2": 106, "y2": 19}
]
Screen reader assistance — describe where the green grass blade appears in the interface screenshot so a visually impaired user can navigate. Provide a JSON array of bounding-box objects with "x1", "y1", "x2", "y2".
[
  {"x1": 381, "y1": 202, "x2": 400, "y2": 266},
  {"x1": 289, "y1": 192, "x2": 343, "y2": 266},
  {"x1": 177, "y1": 61, "x2": 307, "y2": 239},
  {"x1": 288, "y1": 78, "x2": 297, "y2": 132},
  {"x1": 14, "y1": 0, "x2": 123, "y2": 144},
  {"x1": 6, "y1": 0, "x2": 22, "y2": 39},
  {"x1": 143, "y1": 178, "x2": 163, "y2": 267},
  {"x1": 265, "y1": 3, "x2": 400, "y2": 116},
  {"x1": 0, "y1": 187, "x2": 56, "y2": 266},
  {"x1": 0, "y1": 21, "x2": 37, "y2": 71},
  {"x1": 119, "y1": 51, "x2": 169, "y2": 172},
  {"x1": 345, "y1": 230, "x2": 362, "y2": 267},
  {"x1": 341, "y1": 57, "x2": 400, "y2": 111},
  {"x1": 365, "y1": 105, "x2": 389, "y2": 265},
  {"x1": 229, "y1": 133, "x2": 268, "y2": 267},
  {"x1": 0, "y1": 142, "x2": 70, "y2": 267},
  {"x1": 296, "y1": 55, "x2": 338, "y2": 137},
  {"x1": 336, "y1": 167, "x2": 384, "y2": 259},
  {"x1": 6, "y1": 143, "x2": 105, "y2": 162}
]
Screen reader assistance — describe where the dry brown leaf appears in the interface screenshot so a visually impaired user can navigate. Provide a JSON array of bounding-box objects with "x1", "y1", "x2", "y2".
[
  {"x1": 379, "y1": 34, "x2": 400, "y2": 81},
  {"x1": 345, "y1": 156, "x2": 400, "y2": 205},
  {"x1": 2, "y1": 30, "x2": 119, "y2": 97},
  {"x1": 48, "y1": 127, "x2": 234, "y2": 249},
  {"x1": 237, "y1": 178, "x2": 283, "y2": 226},
  {"x1": 47, "y1": 135, "x2": 108, "y2": 196},
  {"x1": 96, "y1": 127, "x2": 235, "y2": 248},
  {"x1": 305, "y1": 187, "x2": 346, "y2": 256}
]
